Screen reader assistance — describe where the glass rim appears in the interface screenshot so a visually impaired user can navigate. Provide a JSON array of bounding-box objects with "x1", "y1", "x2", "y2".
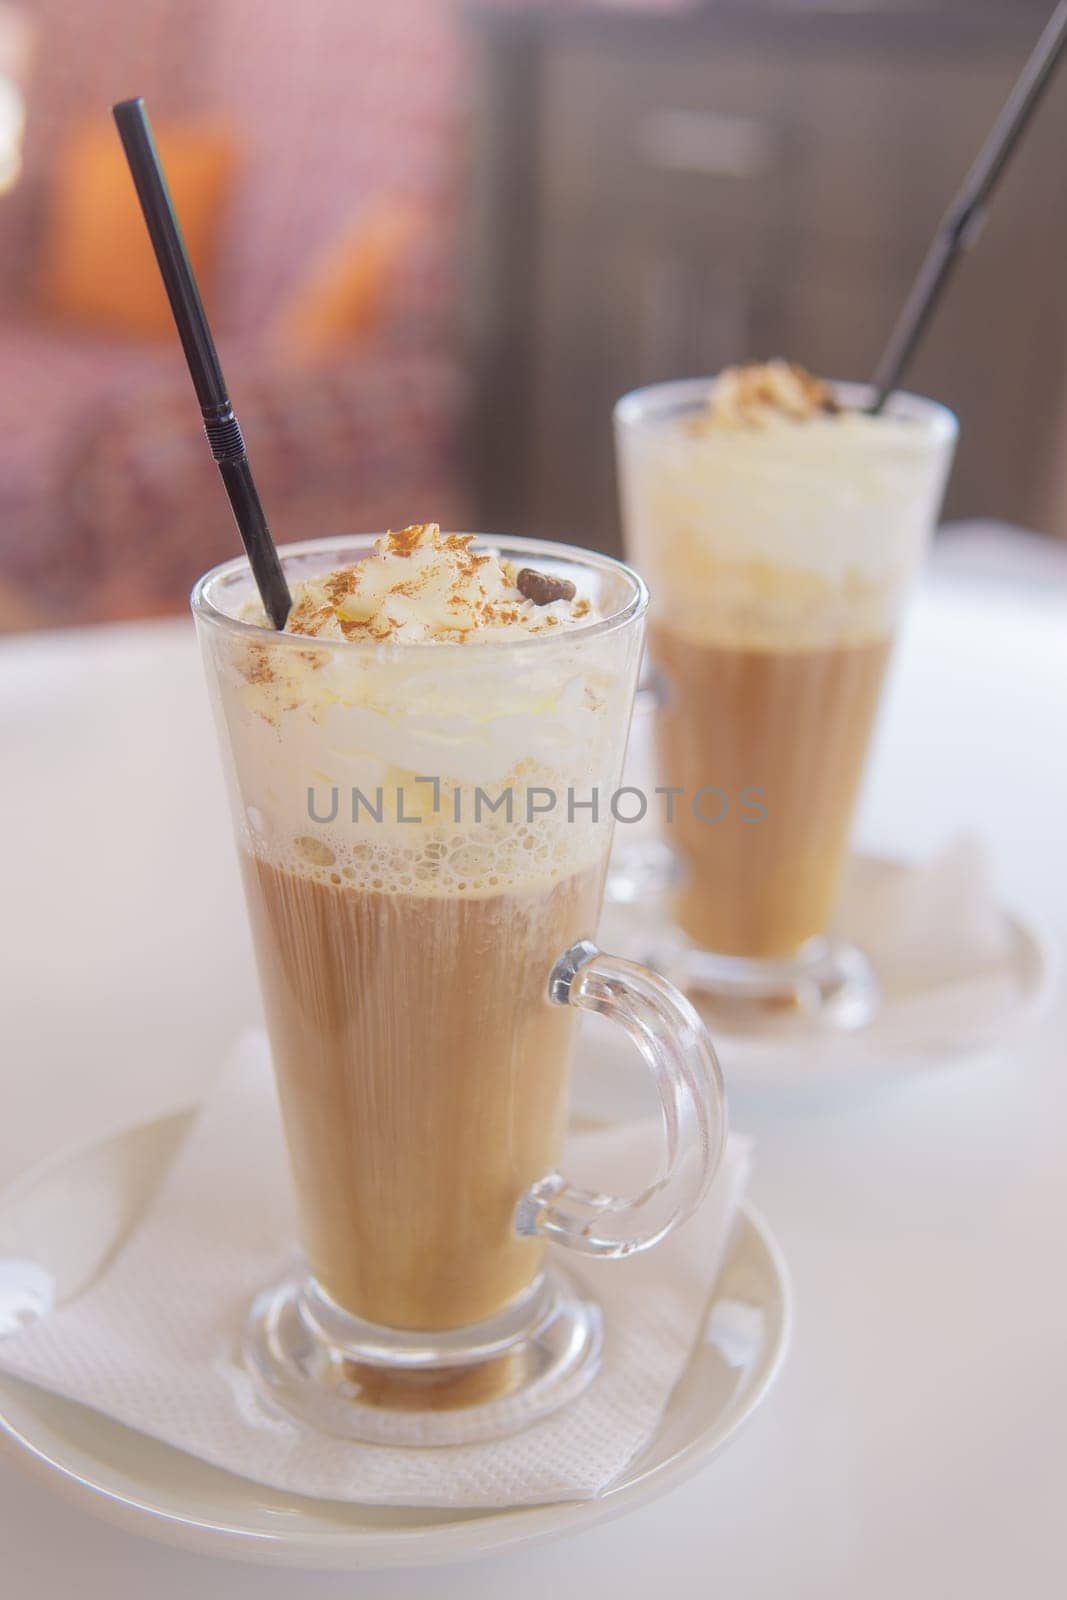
[
  {"x1": 613, "y1": 375, "x2": 959, "y2": 441},
  {"x1": 191, "y1": 532, "x2": 648, "y2": 656}
]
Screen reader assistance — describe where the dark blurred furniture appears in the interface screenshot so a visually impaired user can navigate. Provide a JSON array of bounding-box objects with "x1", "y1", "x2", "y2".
[{"x1": 467, "y1": 5, "x2": 1067, "y2": 552}]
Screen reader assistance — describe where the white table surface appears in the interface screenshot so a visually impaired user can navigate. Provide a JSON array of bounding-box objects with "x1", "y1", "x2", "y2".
[{"x1": 1, "y1": 531, "x2": 1066, "y2": 1595}]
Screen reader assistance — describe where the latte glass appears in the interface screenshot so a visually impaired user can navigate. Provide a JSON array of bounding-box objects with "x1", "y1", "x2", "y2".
[
  {"x1": 615, "y1": 379, "x2": 957, "y2": 1028},
  {"x1": 193, "y1": 534, "x2": 726, "y2": 1445}
]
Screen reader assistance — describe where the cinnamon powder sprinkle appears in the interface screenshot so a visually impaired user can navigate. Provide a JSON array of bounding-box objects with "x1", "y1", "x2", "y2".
[
  {"x1": 700, "y1": 360, "x2": 841, "y2": 430},
  {"x1": 242, "y1": 644, "x2": 275, "y2": 684},
  {"x1": 280, "y1": 523, "x2": 592, "y2": 642}
]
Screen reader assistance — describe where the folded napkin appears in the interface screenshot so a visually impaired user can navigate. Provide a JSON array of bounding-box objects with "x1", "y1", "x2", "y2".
[
  {"x1": 0, "y1": 1032, "x2": 750, "y2": 1508},
  {"x1": 837, "y1": 837, "x2": 1019, "y2": 1010},
  {"x1": 818, "y1": 836, "x2": 1042, "y2": 1059}
]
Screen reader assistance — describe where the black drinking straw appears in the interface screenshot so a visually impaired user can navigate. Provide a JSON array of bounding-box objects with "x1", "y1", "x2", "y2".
[
  {"x1": 112, "y1": 97, "x2": 292, "y2": 628},
  {"x1": 869, "y1": 2, "x2": 1067, "y2": 412}
]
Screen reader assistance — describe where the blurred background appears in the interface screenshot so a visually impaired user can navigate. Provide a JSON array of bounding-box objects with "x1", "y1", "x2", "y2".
[{"x1": 1, "y1": 0, "x2": 1065, "y2": 632}]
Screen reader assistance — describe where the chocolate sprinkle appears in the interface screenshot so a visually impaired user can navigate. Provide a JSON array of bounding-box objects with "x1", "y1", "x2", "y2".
[{"x1": 515, "y1": 567, "x2": 577, "y2": 606}]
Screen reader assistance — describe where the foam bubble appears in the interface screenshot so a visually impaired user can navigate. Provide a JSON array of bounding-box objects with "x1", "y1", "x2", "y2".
[{"x1": 247, "y1": 808, "x2": 608, "y2": 900}]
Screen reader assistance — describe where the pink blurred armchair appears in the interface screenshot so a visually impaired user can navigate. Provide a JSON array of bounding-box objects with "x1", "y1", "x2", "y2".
[{"x1": 0, "y1": 0, "x2": 466, "y2": 628}]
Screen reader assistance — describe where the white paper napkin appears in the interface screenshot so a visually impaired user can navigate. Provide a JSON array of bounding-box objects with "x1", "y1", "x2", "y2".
[
  {"x1": 0, "y1": 1032, "x2": 750, "y2": 1508},
  {"x1": 819, "y1": 837, "x2": 1042, "y2": 1057},
  {"x1": 837, "y1": 837, "x2": 1016, "y2": 1004}
]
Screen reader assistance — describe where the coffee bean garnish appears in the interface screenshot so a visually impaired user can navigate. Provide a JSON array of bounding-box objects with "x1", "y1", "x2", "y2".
[{"x1": 516, "y1": 567, "x2": 577, "y2": 606}]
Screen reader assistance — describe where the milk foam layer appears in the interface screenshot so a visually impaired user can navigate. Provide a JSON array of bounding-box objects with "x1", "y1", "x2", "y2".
[
  {"x1": 244, "y1": 812, "x2": 606, "y2": 901},
  {"x1": 203, "y1": 534, "x2": 639, "y2": 898},
  {"x1": 617, "y1": 370, "x2": 956, "y2": 649}
]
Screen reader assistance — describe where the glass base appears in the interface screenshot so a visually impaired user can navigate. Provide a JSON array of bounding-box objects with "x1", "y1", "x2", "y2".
[
  {"x1": 243, "y1": 1265, "x2": 602, "y2": 1446},
  {"x1": 659, "y1": 935, "x2": 880, "y2": 1033},
  {"x1": 605, "y1": 844, "x2": 877, "y2": 1030}
]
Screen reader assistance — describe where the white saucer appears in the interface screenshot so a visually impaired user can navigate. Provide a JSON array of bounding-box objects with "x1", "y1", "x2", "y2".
[
  {"x1": 0, "y1": 1109, "x2": 790, "y2": 1570},
  {"x1": 595, "y1": 851, "x2": 1055, "y2": 1099}
]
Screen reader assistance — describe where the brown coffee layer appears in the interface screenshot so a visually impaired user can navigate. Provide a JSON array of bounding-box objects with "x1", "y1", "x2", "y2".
[
  {"x1": 242, "y1": 855, "x2": 604, "y2": 1330},
  {"x1": 651, "y1": 623, "x2": 891, "y2": 958}
]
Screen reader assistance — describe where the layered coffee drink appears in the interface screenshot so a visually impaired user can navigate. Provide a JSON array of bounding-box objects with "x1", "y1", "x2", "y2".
[
  {"x1": 195, "y1": 524, "x2": 728, "y2": 1443},
  {"x1": 201, "y1": 526, "x2": 635, "y2": 1330},
  {"x1": 616, "y1": 364, "x2": 957, "y2": 965}
]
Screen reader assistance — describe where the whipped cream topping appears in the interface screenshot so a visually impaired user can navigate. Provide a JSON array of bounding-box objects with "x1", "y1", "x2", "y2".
[
  {"x1": 203, "y1": 528, "x2": 640, "y2": 897},
  {"x1": 275, "y1": 524, "x2": 593, "y2": 644},
  {"x1": 702, "y1": 361, "x2": 839, "y2": 430},
  {"x1": 617, "y1": 376, "x2": 956, "y2": 649}
]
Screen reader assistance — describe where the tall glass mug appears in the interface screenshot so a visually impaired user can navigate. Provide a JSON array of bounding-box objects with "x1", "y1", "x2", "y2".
[
  {"x1": 614, "y1": 380, "x2": 957, "y2": 1026},
  {"x1": 193, "y1": 534, "x2": 726, "y2": 1445}
]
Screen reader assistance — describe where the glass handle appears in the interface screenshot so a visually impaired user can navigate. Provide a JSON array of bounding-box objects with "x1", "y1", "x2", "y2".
[{"x1": 515, "y1": 941, "x2": 727, "y2": 1258}]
